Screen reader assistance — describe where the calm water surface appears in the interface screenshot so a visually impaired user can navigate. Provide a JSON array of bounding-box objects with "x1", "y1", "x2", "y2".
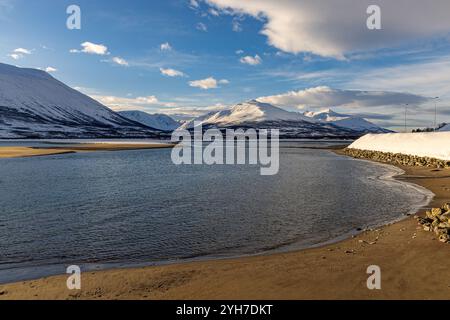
[{"x1": 0, "y1": 141, "x2": 432, "y2": 283}]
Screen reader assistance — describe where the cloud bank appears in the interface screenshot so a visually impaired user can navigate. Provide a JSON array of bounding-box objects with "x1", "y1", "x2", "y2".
[
  {"x1": 204, "y1": 0, "x2": 450, "y2": 58},
  {"x1": 257, "y1": 86, "x2": 429, "y2": 109}
]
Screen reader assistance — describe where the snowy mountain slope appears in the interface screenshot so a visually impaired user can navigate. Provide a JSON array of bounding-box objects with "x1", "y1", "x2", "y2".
[
  {"x1": 178, "y1": 100, "x2": 362, "y2": 139},
  {"x1": 349, "y1": 132, "x2": 450, "y2": 160},
  {"x1": 303, "y1": 109, "x2": 391, "y2": 133},
  {"x1": 0, "y1": 63, "x2": 161, "y2": 138},
  {"x1": 180, "y1": 100, "x2": 310, "y2": 130},
  {"x1": 119, "y1": 111, "x2": 180, "y2": 131},
  {"x1": 438, "y1": 124, "x2": 450, "y2": 132}
]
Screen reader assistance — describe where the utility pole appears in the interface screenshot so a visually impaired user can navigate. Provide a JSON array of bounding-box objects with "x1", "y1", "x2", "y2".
[
  {"x1": 434, "y1": 97, "x2": 439, "y2": 130},
  {"x1": 404, "y1": 104, "x2": 408, "y2": 133}
]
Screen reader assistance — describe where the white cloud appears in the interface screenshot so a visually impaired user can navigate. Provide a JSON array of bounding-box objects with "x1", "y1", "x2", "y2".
[
  {"x1": 112, "y1": 57, "x2": 129, "y2": 66},
  {"x1": 8, "y1": 47, "x2": 32, "y2": 60},
  {"x1": 240, "y1": 54, "x2": 262, "y2": 65},
  {"x1": 189, "y1": 0, "x2": 200, "y2": 8},
  {"x1": 196, "y1": 22, "x2": 208, "y2": 32},
  {"x1": 257, "y1": 86, "x2": 429, "y2": 109},
  {"x1": 160, "y1": 68, "x2": 186, "y2": 77},
  {"x1": 8, "y1": 53, "x2": 22, "y2": 60},
  {"x1": 232, "y1": 19, "x2": 242, "y2": 32},
  {"x1": 160, "y1": 42, "x2": 172, "y2": 51},
  {"x1": 92, "y1": 95, "x2": 160, "y2": 111},
  {"x1": 45, "y1": 67, "x2": 57, "y2": 73},
  {"x1": 13, "y1": 48, "x2": 32, "y2": 55},
  {"x1": 71, "y1": 42, "x2": 109, "y2": 55},
  {"x1": 235, "y1": 49, "x2": 244, "y2": 55},
  {"x1": 205, "y1": 0, "x2": 450, "y2": 58},
  {"x1": 189, "y1": 77, "x2": 229, "y2": 89},
  {"x1": 209, "y1": 8, "x2": 220, "y2": 16}
]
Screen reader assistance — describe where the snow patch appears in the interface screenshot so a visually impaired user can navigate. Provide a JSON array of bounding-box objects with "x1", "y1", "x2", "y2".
[
  {"x1": 303, "y1": 109, "x2": 390, "y2": 133},
  {"x1": 119, "y1": 111, "x2": 179, "y2": 131},
  {"x1": 349, "y1": 132, "x2": 450, "y2": 160}
]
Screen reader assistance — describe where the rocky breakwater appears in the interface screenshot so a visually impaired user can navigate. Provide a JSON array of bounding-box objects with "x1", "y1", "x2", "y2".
[
  {"x1": 416, "y1": 203, "x2": 450, "y2": 243},
  {"x1": 343, "y1": 148, "x2": 450, "y2": 169}
]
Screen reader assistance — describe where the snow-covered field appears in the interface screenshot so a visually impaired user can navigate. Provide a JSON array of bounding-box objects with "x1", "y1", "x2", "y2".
[{"x1": 349, "y1": 132, "x2": 450, "y2": 160}]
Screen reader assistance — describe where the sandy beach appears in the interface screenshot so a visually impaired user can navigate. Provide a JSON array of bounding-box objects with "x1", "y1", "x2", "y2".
[
  {"x1": 1, "y1": 150, "x2": 450, "y2": 300},
  {"x1": 0, "y1": 143, "x2": 174, "y2": 159}
]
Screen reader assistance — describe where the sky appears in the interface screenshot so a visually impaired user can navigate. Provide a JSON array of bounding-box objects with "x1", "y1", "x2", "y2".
[{"x1": 1, "y1": 0, "x2": 450, "y2": 130}]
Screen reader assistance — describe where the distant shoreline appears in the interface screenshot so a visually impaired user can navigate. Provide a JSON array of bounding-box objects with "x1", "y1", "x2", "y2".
[
  {"x1": 1, "y1": 148, "x2": 449, "y2": 299},
  {"x1": 0, "y1": 143, "x2": 175, "y2": 159}
]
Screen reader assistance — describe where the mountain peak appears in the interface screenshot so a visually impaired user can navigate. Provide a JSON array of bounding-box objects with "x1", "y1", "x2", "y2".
[
  {"x1": 0, "y1": 62, "x2": 160, "y2": 138},
  {"x1": 303, "y1": 108, "x2": 391, "y2": 133},
  {"x1": 0, "y1": 62, "x2": 53, "y2": 81},
  {"x1": 119, "y1": 110, "x2": 179, "y2": 131}
]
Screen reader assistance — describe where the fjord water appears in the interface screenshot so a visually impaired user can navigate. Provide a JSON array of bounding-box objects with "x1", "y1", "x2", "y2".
[{"x1": 0, "y1": 141, "x2": 431, "y2": 283}]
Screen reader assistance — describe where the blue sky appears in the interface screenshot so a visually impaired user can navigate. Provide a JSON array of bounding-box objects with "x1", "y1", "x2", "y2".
[{"x1": 1, "y1": 0, "x2": 450, "y2": 130}]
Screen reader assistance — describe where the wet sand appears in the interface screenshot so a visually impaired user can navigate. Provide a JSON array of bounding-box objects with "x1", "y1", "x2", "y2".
[
  {"x1": 0, "y1": 143, "x2": 174, "y2": 158},
  {"x1": 1, "y1": 151, "x2": 450, "y2": 300}
]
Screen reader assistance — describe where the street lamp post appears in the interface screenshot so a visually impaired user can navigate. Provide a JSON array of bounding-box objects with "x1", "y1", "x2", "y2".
[
  {"x1": 434, "y1": 97, "x2": 439, "y2": 131},
  {"x1": 404, "y1": 104, "x2": 408, "y2": 133}
]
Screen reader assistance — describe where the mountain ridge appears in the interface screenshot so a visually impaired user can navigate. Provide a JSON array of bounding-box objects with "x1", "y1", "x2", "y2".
[
  {"x1": 303, "y1": 108, "x2": 392, "y2": 133},
  {"x1": 178, "y1": 100, "x2": 368, "y2": 139},
  {"x1": 0, "y1": 63, "x2": 161, "y2": 138},
  {"x1": 119, "y1": 110, "x2": 180, "y2": 131}
]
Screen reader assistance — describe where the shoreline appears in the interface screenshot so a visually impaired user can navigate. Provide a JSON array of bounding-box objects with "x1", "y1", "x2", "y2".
[
  {"x1": 0, "y1": 143, "x2": 174, "y2": 159},
  {"x1": 1, "y1": 150, "x2": 450, "y2": 299}
]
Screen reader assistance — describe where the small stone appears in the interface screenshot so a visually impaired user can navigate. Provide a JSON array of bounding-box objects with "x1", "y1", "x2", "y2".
[
  {"x1": 439, "y1": 234, "x2": 450, "y2": 243},
  {"x1": 438, "y1": 222, "x2": 450, "y2": 229},
  {"x1": 0, "y1": 290, "x2": 6, "y2": 296},
  {"x1": 426, "y1": 211, "x2": 434, "y2": 219},
  {"x1": 432, "y1": 208, "x2": 443, "y2": 217}
]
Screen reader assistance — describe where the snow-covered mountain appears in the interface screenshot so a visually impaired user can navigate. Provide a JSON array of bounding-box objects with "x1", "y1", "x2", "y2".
[
  {"x1": 303, "y1": 109, "x2": 391, "y2": 133},
  {"x1": 118, "y1": 110, "x2": 180, "y2": 131},
  {"x1": 179, "y1": 100, "x2": 363, "y2": 139},
  {"x1": 438, "y1": 124, "x2": 450, "y2": 132},
  {"x1": 0, "y1": 63, "x2": 161, "y2": 138},
  {"x1": 179, "y1": 100, "x2": 310, "y2": 129}
]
